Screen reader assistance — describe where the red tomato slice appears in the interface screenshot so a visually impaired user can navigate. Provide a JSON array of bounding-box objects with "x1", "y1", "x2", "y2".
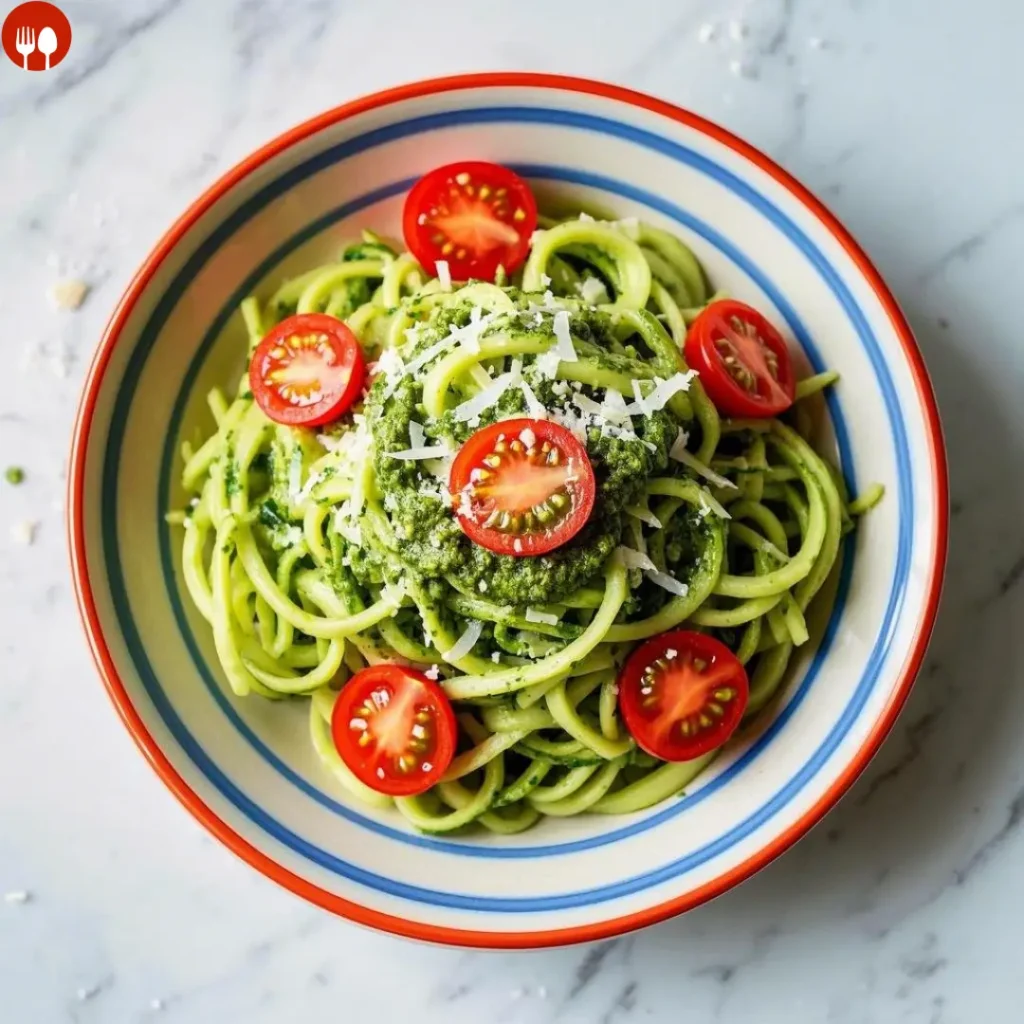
[
  {"x1": 618, "y1": 630, "x2": 749, "y2": 761},
  {"x1": 249, "y1": 313, "x2": 365, "y2": 427},
  {"x1": 449, "y1": 418, "x2": 596, "y2": 557},
  {"x1": 331, "y1": 665, "x2": 457, "y2": 797},
  {"x1": 402, "y1": 161, "x2": 538, "y2": 283},
  {"x1": 684, "y1": 300, "x2": 795, "y2": 417}
]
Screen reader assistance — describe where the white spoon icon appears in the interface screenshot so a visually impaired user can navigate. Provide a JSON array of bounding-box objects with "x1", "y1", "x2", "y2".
[{"x1": 37, "y1": 26, "x2": 57, "y2": 70}]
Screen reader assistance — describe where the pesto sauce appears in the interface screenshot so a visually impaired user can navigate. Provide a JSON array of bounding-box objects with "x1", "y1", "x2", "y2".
[{"x1": 363, "y1": 300, "x2": 679, "y2": 605}]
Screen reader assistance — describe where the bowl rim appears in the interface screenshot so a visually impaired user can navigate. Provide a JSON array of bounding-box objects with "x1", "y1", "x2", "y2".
[{"x1": 68, "y1": 71, "x2": 948, "y2": 949}]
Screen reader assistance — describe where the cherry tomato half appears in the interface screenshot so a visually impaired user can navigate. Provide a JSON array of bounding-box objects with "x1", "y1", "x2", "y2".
[
  {"x1": 331, "y1": 665, "x2": 457, "y2": 797},
  {"x1": 448, "y1": 418, "x2": 596, "y2": 557},
  {"x1": 249, "y1": 313, "x2": 365, "y2": 427},
  {"x1": 684, "y1": 299, "x2": 795, "y2": 418},
  {"x1": 402, "y1": 161, "x2": 538, "y2": 283},
  {"x1": 618, "y1": 630, "x2": 749, "y2": 762}
]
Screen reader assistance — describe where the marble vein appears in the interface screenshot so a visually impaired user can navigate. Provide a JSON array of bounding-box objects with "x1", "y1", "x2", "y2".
[{"x1": 916, "y1": 201, "x2": 1024, "y2": 284}]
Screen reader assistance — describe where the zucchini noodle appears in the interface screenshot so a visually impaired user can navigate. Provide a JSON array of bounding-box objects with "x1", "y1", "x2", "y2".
[{"x1": 171, "y1": 216, "x2": 876, "y2": 834}]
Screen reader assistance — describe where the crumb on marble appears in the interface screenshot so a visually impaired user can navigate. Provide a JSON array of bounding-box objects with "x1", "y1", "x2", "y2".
[
  {"x1": 728, "y1": 58, "x2": 756, "y2": 78},
  {"x1": 49, "y1": 353, "x2": 70, "y2": 378},
  {"x1": 10, "y1": 521, "x2": 38, "y2": 546},
  {"x1": 49, "y1": 278, "x2": 90, "y2": 311}
]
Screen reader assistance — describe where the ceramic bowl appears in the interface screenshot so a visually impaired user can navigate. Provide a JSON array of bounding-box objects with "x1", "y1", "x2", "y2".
[{"x1": 69, "y1": 73, "x2": 947, "y2": 948}]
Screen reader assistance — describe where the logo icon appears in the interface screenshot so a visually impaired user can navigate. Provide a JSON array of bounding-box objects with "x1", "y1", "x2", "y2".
[{"x1": 2, "y1": 2, "x2": 71, "y2": 71}]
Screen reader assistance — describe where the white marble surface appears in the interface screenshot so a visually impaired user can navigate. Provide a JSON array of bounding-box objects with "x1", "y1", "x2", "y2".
[{"x1": 1, "y1": 0, "x2": 1021, "y2": 1020}]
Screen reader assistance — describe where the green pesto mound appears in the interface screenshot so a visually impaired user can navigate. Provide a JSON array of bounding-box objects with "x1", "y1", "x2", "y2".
[{"x1": 361, "y1": 298, "x2": 677, "y2": 605}]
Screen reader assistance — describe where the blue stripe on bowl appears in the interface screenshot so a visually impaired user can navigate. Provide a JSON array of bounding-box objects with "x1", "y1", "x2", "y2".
[{"x1": 101, "y1": 106, "x2": 912, "y2": 911}]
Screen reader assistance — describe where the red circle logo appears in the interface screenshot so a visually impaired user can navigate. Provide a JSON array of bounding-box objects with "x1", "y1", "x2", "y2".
[{"x1": 2, "y1": 2, "x2": 71, "y2": 71}]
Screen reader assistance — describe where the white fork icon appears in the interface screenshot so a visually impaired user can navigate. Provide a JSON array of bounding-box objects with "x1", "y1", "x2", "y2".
[{"x1": 14, "y1": 26, "x2": 36, "y2": 70}]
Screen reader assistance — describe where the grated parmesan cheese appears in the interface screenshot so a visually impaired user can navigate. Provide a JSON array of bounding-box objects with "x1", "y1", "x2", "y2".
[
  {"x1": 700, "y1": 491, "x2": 732, "y2": 519},
  {"x1": 599, "y1": 388, "x2": 632, "y2": 424},
  {"x1": 402, "y1": 334, "x2": 458, "y2": 376},
  {"x1": 372, "y1": 345, "x2": 407, "y2": 398},
  {"x1": 577, "y1": 276, "x2": 609, "y2": 304},
  {"x1": 617, "y1": 546, "x2": 657, "y2": 572},
  {"x1": 452, "y1": 368, "x2": 520, "y2": 423},
  {"x1": 316, "y1": 432, "x2": 345, "y2": 453},
  {"x1": 534, "y1": 349, "x2": 562, "y2": 379},
  {"x1": 670, "y1": 444, "x2": 738, "y2": 490},
  {"x1": 457, "y1": 307, "x2": 485, "y2": 355},
  {"x1": 333, "y1": 502, "x2": 363, "y2": 545},
  {"x1": 552, "y1": 311, "x2": 577, "y2": 362},
  {"x1": 525, "y1": 606, "x2": 558, "y2": 626},
  {"x1": 647, "y1": 570, "x2": 689, "y2": 597},
  {"x1": 643, "y1": 371, "x2": 697, "y2": 411},
  {"x1": 387, "y1": 445, "x2": 450, "y2": 461},
  {"x1": 669, "y1": 427, "x2": 691, "y2": 462},
  {"x1": 519, "y1": 380, "x2": 548, "y2": 418},
  {"x1": 435, "y1": 260, "x2": 452, "y2": 291},
  {"x1": 572, "y1": 392, "x2": 604, "y2": 417},
  {"x1": 630, "y1": 379, "x2": 653, "y2": 418},
  {"x1": 626, "y1": 505, "x2": 662, "y2": 529},
  {"x1": 444, "y1": 619, "x2": 483, "y2": 661},
  {"x1": 616, "y1": 546, "x2": 689, "y2": 596}
]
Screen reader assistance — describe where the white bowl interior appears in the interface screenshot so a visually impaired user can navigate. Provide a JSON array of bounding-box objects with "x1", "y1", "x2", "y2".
[{"x1": 75, "y1": 82, "x2": 941, "y2": 941}]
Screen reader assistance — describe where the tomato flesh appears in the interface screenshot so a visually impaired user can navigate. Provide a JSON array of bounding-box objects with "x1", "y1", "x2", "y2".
[
  {"x1": 331, "y1": 665, "x2": 456, "y2": 797},
  {"x1": 449, "y1": 418, "x2": 596, "y2": 557},
  {"x1": 618, "y1": 631, "x2": 749, "y2": 761},
  {"x1": 403, "y1": 161, "x2": 538, "y2": 283},
  {"x1": 684, "y1": 300, "x2": 795, "y2": 418},
  {"x1": 249, "y1": 313, "x2": 365, "y2": 427}
]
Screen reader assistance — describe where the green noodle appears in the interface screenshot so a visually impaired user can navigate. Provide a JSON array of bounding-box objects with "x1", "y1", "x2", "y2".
[{"x1": 171, "y1": 213, "x2": 876, "y2": 834}]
